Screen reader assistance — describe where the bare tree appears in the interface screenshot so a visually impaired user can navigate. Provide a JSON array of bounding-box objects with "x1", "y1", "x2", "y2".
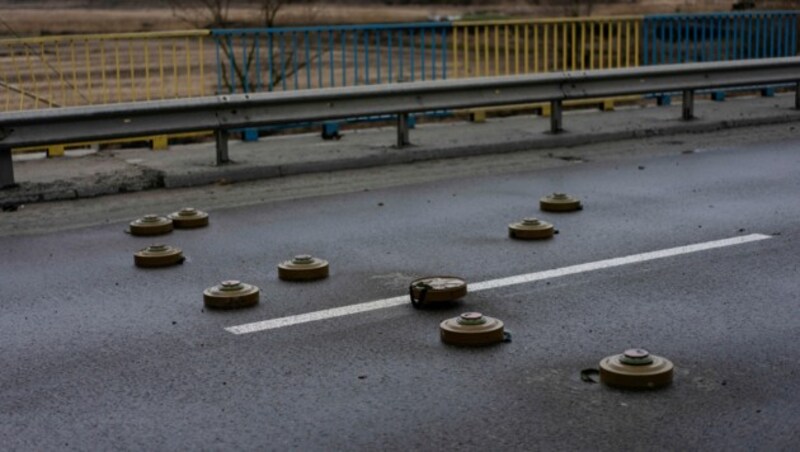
[
  {"x1": 165, "y1": 0, "x2": 315, "y2": 93},
  {"x1": 562, "y1": 0, "x2": 595, "y2": 17},
  {"x1": 166, "y1": 0, "x2": 234, "y2": 28}
]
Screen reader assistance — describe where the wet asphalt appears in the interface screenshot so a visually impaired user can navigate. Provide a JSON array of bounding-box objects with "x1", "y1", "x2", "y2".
[{"x1": 1, "y1": 138, "x2": 800, "y2": 450}]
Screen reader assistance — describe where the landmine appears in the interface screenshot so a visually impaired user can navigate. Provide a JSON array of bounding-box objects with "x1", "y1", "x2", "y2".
[
  {"x1": 508, "y1": 217, "x2": 555, "y2": 240},
  {"x1": 440, "y1": 312, "x2": 507, "y2": 346},
  {"x1": 409, "y1": 276, "x2": 468, "y2": 308},
  {"x1": 168, "y1": 207, "x2": 209, "y2": 229},
  {"x1": 129, "y1": 214, "x2": 173, "y2": 236},
  {"x1": 203, "y1": 280, "x2": 260, "y2": 309},
  {"x1": 277, "y1": 255, "x2": 329, "y2": 281},
  {"x1": 599, "y1": 348, "x2": 674, "y2": 389},
  {"x1": 133, "y1": 244, "x2": 184, "y2": 268},
  {"x1": 540, "y1": 193, "x2": 582, "y2": 212}
]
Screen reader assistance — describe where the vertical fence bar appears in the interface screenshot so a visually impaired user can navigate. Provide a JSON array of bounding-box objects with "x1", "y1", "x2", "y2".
[
  {"x1": 173, "y1": 42, "x2": 179, "y2": 96},
  {"x1": 410, "y1": 29, "x2": 415, "y2": 81},
  {"x1": 377, "y1": 30, "x2": 383, "y2": 84},
  {"x1": 430, "y1": 28, "x2": 436, "y2": 80},
  {"x1": 328, "y1": 30, "x2": 334, "y2": 87},
  {"x1": 183, "y1": 37, "x2": 192, "y2": 97},
  {"x1": 292, "y1": 32, "x2": 299, "y2": 89},
  {"x1": 491, "y1": 25, "x2": 497, "y2": 75},
  {"x1": 634, "y1": 19, "x2": 639, "y2": 66},
  {"x1": 58, "y1": 43, "x2": 67, "y2": 106},
  {"x1": 340, "y1": 30, "x2": 346, "y2": 86},
  {"x1": 544, "y1": 24, "x2": 549, "y2": 71},
  {"x1": 534, "y1": 24, "x2": 539, "y2": 73},
  {"x1": 241, "y1": 34, "x2": 249, "y2": 93},
  {"x1": 420, "y1": 28, "x2": 425, "y2": 81},
  {"x1": 624, "y1": 20, "x2": 630, "y2": 67},
  {"x1": 441, "y1": 27, "x2": 447, "y2": 80},
  {"x1": 483, "y1": 25, "x2": 489, "y2": 76},
  {"x1": 24, "y1": 45, "x2": 37, "y2": 108},
  {"x1": 72, "y1": 40, "x2": 79, "y2": 105},
  {"x1": 562, "y1": 22, "x2": 568, "y2": 70},
  {"x1": 279, "y1": 32, "x2": 287, "y2": 90},
  {"x1": 198, "y1": 36, "x2": 205, "y2": 97},
  {"x1": 398, "y1": 29, "x2": 403, "y2": 81},
  {"x1": 305, "y1": 31, "x2": 311, "y2": 89},
  {"x1": 580, "y1": 22, "x2": 586, "y2": 70},
  {"x1": 524, "y1": 25, "x2": 530, "y2": 73},
  {"x1": 365, "y1": 30, "x2": 370, "y2": 84},
  {"x1": 157, "y1": 41, "x2": 164, "y2": 100}
]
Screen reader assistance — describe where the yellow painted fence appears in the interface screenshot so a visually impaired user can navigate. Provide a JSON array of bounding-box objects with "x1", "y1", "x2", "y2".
[
  {"x1": 451, "y1": 17, "x2": 641, "y2": 119},
  {"x1": 0, "y1": 30, "x2": 212, "y2": 154}
]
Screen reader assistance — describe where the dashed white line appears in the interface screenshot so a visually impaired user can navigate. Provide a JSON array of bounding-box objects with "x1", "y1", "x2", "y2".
[{"x1": 225, "y1": 233, "x2": 772, "y2": 335}]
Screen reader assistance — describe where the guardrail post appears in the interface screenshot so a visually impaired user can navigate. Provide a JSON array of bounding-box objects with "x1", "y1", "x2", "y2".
[
  {"x1": 682, "y1": 90, "x2": 694, "y2": 121},
  {"x1": 795, "y1": 82, "x2": 800, "y2": 110},
  {"x1": 550, "y1": 100, "x2": 563, "y2": 133},
  {"x1": 0, "y1": 147, "x2": 15, "y2": 188},
  {"x1": 215, "y1": 129, "x2": 230, "y2": 165},
  {"x1": 397, "y1": 113, "x2": 411, "y2": 147}
]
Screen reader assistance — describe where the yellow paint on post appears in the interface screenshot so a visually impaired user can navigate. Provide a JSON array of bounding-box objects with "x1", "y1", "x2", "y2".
[
  {"x1": 47, "y1": 145, "x2": 65, "y2": 158},
  {"x1": 151, "y1": 135, "x2": 169, "y2": 151}
]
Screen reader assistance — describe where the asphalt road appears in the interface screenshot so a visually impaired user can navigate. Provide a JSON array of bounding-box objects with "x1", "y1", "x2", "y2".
[{"x1": 2, "y1": 136, "x2": 800, "y2": 450}]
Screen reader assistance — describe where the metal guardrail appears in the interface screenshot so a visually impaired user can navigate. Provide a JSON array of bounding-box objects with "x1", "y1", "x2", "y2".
[{"x1": 2, "y1": 57, "x2": 800, "y2": 188}]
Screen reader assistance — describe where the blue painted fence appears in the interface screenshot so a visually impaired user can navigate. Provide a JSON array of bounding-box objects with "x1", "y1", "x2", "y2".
[
  {"x1": 643, "y1": 11, "x2": 798, "y2": 64},
  {"x1": 643, "y1": 11, "x2": 799, "y2": 102},
  {"x1": 211, "y1": 23, "x2": 450, "y2": 95}
]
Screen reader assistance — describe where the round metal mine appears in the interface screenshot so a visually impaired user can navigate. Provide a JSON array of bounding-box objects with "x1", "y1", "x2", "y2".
[
  {"x1": 440, "y1": 312, "x2": 506, "y2": 346},
  {"x1": 168, "y1": 207, "x2": 209, "y2": 229},
  {"x1": 133, "y1": 244, "x2": 184, "y2": 268},
  {"x1": 599, "y1": 348, "x2": 674, "y2": 389},
  {"x1": 508, "y1": 217, "x2": 555, "y2": 240},
  {"x1": 277, "y1": 255, "x2": 329, "y2": 281},
  {"x1": 409, "y1": 276, "x2": 468, "y2": 308},
  {"x1": 540, "y1": 193, "x2": 582, "y2": 212},
  {"x1": 129, "y1": 214, "x2": 173, "y2": 236},
  {"x1": 203, "y1": 280, "x2": 260, "y2": 309}
]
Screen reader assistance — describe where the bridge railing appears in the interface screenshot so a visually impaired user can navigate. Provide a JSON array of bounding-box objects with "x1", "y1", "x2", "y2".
[
  {"x1": 2, "y1": 11, "x2": 799, "y2": 154},
  {"x1": 0, "y1": 30, "x2": 211, "y2": 110},
  {"x1": 643, "y1": 11, "x2": 799, "y2": 101},
  {"x1": 0, "y1": 30, "x2": 212, "y2": 153},
  {"x1": 2, "y1": 57, "x2": 800, "y2": 188},
  {"x1": 451, "y1": 16, "x2": 641, "y2": 118},
  {"x1": 643, "y1": 11, "x2": 798, "y2": 64},
  {"x1": 210, "y1": 23, "x2": 450, "y2": 95}
]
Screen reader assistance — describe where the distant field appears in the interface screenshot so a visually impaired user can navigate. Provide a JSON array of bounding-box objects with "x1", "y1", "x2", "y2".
[{"x1": 0, "y1": 1, "x2": 779, "y2": 38}]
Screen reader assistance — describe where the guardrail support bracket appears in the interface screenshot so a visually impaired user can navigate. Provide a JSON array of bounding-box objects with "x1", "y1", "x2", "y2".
[
  {"x1": 397, "y1": 113, "x2": 411, "y2": 147},
  {"x1": 550, "y1": 100, "x2": 563, "y2": 134},
  {"x1": 215, "y1": 129, "x2": 230, "y2": 165},
  {"x1": 0, "y1": 147, "x2": 15, "y2": 188},
  {"x1": 682, "y1": 90, "x2": 695, "y2": 121}
]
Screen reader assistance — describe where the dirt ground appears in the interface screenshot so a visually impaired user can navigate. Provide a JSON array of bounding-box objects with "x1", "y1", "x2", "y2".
[{"x1": 0, "y1": 1, "x2": 775, "y2": 37}]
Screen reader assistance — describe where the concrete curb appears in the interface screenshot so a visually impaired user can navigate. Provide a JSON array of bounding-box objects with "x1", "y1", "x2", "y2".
[
  {"x1": 162, "y1": 111, "x2": 800, "y2": 188},
  {"x1": 2, "y1": 105, "x2": 800, "y2": 207}
]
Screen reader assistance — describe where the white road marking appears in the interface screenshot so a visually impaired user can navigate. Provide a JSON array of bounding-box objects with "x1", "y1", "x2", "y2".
[{"x1": 226, "y1": 233, "x2": 771, "y2": 335}]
